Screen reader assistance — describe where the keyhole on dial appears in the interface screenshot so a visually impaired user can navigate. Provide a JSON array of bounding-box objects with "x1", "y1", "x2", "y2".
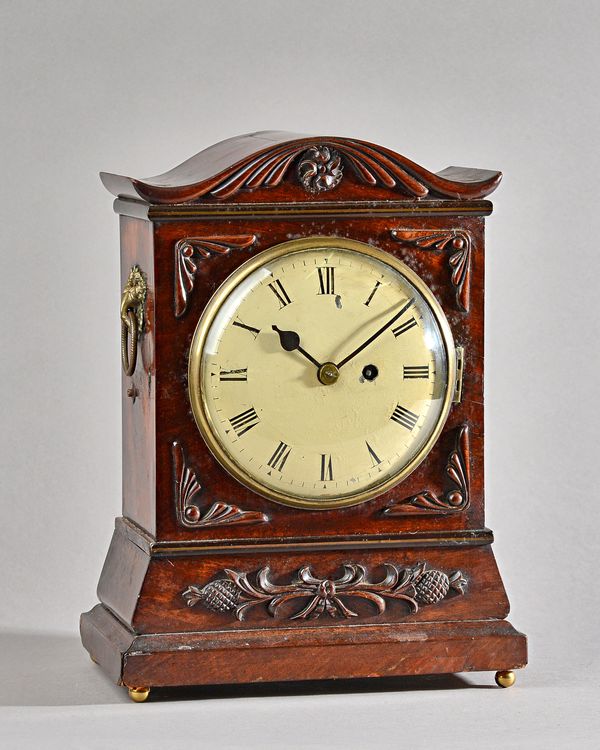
[{"x1": 362, "y1": 364, "x2": 379, "y2": 381}]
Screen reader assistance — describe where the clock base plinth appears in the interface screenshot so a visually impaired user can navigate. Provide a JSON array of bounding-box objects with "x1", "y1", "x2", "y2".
[{"x1": 80, "y1": 603, "x2": 526, "y2": 696}]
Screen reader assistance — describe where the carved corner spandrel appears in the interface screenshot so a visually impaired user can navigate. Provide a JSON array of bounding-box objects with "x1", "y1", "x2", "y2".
[
  {"x1": 174, "y1": 235, "x2": 257, "y2": 317},
  {"x1": 383, "y1": 424, "x2": 470, "y2": 516},
  {"x1": 391, "y1": 229, "x2": 472, "y2": 312},
  {"x1": 172, "y1": 441, "x2": 268, "y2": 529}
]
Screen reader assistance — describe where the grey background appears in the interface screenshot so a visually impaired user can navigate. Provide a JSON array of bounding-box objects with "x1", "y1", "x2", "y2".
[{"x1": 1, "y1": 0, "x2": 599, "y2": 747}]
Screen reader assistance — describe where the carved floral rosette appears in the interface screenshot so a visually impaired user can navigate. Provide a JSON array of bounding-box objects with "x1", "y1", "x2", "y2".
[
  {"x1": 297, "y1": 145, "x2": 344, "y2": 194},
  {"x1": 183, "y1": 562, "x2": 467, "y2": 621}
]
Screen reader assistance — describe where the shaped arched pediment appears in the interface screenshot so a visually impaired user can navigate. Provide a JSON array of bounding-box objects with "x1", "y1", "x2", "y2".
[{"x1": 101, "y1": 130, "x2": 501, "y2": 204}]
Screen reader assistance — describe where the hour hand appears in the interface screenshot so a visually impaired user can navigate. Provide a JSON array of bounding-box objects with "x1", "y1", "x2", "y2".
[{"x1": 272, "y1": 325, "x2": 322, "y2": 369}]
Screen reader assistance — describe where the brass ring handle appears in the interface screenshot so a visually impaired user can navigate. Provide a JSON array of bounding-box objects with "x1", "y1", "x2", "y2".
[
  {"x1": 120, "y1": 265, "x2": 147, "y2": 377},
  {"x1": 121, "y1": 309, "x2": 138, "y2": 376}
]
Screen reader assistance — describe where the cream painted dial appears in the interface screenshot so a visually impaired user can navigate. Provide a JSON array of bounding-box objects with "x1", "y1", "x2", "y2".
[{"x1": 188, "y1": 237, "x2": 456, "y2": 509}]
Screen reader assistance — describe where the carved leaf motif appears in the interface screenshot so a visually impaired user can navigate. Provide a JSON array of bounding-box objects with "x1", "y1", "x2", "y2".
[
  {"x1": 448, "y1": 241, "x2": 471, "y2": 311},
  {"x1": 197, "y1": 502, "x2": 267, "y2": 526},
  {"x1": 383, "y1": 425, "x2": 470, "y2": 516},
  {"x1": 390, "y1": 229, "x2": 472, "y2": 312},
  {"x1": 172, "y1": 441, "x2": 268, "y2": 528},
  {"x1": 183, "y1": 562, "x2": 467, "y2": 621},
  {"x1": 174, "y1": 235, "x2": 256, "y2": 317}
]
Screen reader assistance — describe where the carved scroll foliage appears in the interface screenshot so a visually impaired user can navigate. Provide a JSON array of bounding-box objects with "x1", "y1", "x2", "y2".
[
  {"x1": 174, "y1": 235, "x2": 256, "y2": 317},
  {"x1": 172, "y1": 441, "x2": 268, "y2": 529},
  {"x1": 183, "y1": 562, "x2": 467, "y2": 621},
  {"x1": 391, "y1": 229, "x2": 472, "y2": 312},
  {"x1": 383, "y1": 425, "x2": 470, "y2": 516}
]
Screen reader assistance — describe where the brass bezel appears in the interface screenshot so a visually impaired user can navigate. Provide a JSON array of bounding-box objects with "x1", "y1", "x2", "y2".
[{"x1": 188, "y1": 236, "x2": 457, "y2": 510}]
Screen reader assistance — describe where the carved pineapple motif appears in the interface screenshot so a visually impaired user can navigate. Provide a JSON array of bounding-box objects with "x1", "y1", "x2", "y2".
[
  {"x1": 414, "y1": 569, "x2": 467, "y2": 604},
  {"x1": 186, "y1": 579, "x2": 242, "y2": 614}
]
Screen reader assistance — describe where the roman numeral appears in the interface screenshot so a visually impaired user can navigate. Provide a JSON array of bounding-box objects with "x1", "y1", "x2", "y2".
[
  {"x1": 403, "y1": 365, "x2": 429, "y2": 379},
  {"x1": 366, "y1": 441, "x2": 382, "y2": 467},
  {"x1": 317, "y1": 267, "x2": 335, "y2": 295},
  {"x1": 232, "y1": 319, "x2": 260, "y2": 338},
  {"x1": 364, "y1": 280, "x2": 382, "y2": 307},
  {"x1": 219, "y1": 368, "x2": 248, "y2": 381},
  {"x1": 392, "y1": 316, "x2": 417, "y2": 337},
  {"x1": 268, "y1": 279, "x2": 292, "y2": 308},
  {"x1": 390, "y1": 404, "x2": 419, "y2": 431},
  {"x1": 267, "y1": 441, "x2": 292, "y2": 472},
  {"x1": 320, "y1": 454, "x2": 334, "y2": 481},
  {"x1": 229, "y1": 407, "x2": 260, "y2": 437}
]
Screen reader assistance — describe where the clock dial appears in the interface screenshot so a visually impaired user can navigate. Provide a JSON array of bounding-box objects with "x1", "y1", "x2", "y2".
[{"x1": 189, "y1": 237, "x2": 456, "y2": 509}]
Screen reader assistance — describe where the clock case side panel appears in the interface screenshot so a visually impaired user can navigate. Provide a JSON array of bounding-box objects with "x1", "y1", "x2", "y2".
[
  {"x1": 120, "y1": 216, "x2": 157, "y2": 536},
  {"x1": 149, "y1": 210, "x2": 485, "y2": 544}
]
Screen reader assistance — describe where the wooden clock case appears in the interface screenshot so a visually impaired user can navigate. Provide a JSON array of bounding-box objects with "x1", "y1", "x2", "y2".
[{"x1": 80, "y1": 131, "x2": 527, "y2": 699}]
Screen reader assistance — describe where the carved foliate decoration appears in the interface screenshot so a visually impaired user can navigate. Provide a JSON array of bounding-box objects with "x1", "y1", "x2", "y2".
[
  {"x1": 172, "y1": 441, "x2": 268, "y2": 528},
  {"x1": 174, "y1": 235, "x2": 256, "y2": 317},
  {"x1": 390, "y1": 229, "x2": 472, "y2": 312},
  {"x1": 298, "y1": 145, "x2": 344, "y2": 194},
  {"x1": 383, "y1": 425, "x2": 470, "y2": 516},
  {"x1": 182, "y1": 562, "x2": 467, "y2": 621}
]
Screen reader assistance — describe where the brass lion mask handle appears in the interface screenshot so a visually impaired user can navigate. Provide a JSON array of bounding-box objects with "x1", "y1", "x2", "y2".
[{"x1": 120, "y1": 265, "x2": 147, "y2": 377}]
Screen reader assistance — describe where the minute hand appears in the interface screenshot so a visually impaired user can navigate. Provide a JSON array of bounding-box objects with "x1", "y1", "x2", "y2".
[{"x1": 336, "y1": 298, "x2": 415, "y2": 369}]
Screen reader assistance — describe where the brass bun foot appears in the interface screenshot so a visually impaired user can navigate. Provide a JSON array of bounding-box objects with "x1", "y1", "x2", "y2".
[
  {"x1": 495, "y1": 670, "x2": 516, "y2": 688},
  {"x1": 128, "y1": 686, "x2": 151, "y2": 702}
]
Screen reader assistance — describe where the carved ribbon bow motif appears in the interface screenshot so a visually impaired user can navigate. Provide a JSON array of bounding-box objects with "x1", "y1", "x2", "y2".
[{"x1": 183, "y1": 562, "x2": 467, "y2": 621}]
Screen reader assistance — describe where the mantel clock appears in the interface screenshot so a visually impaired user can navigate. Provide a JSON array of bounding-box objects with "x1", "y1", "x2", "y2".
[{"x1": 80, "y1": 131, "x2": 527, "y2": 701}]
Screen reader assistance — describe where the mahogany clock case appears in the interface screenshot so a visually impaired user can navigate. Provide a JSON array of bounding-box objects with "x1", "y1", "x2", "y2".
[{"x1": 80, "y1": 131, "x2": 527, "y2": 696}]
